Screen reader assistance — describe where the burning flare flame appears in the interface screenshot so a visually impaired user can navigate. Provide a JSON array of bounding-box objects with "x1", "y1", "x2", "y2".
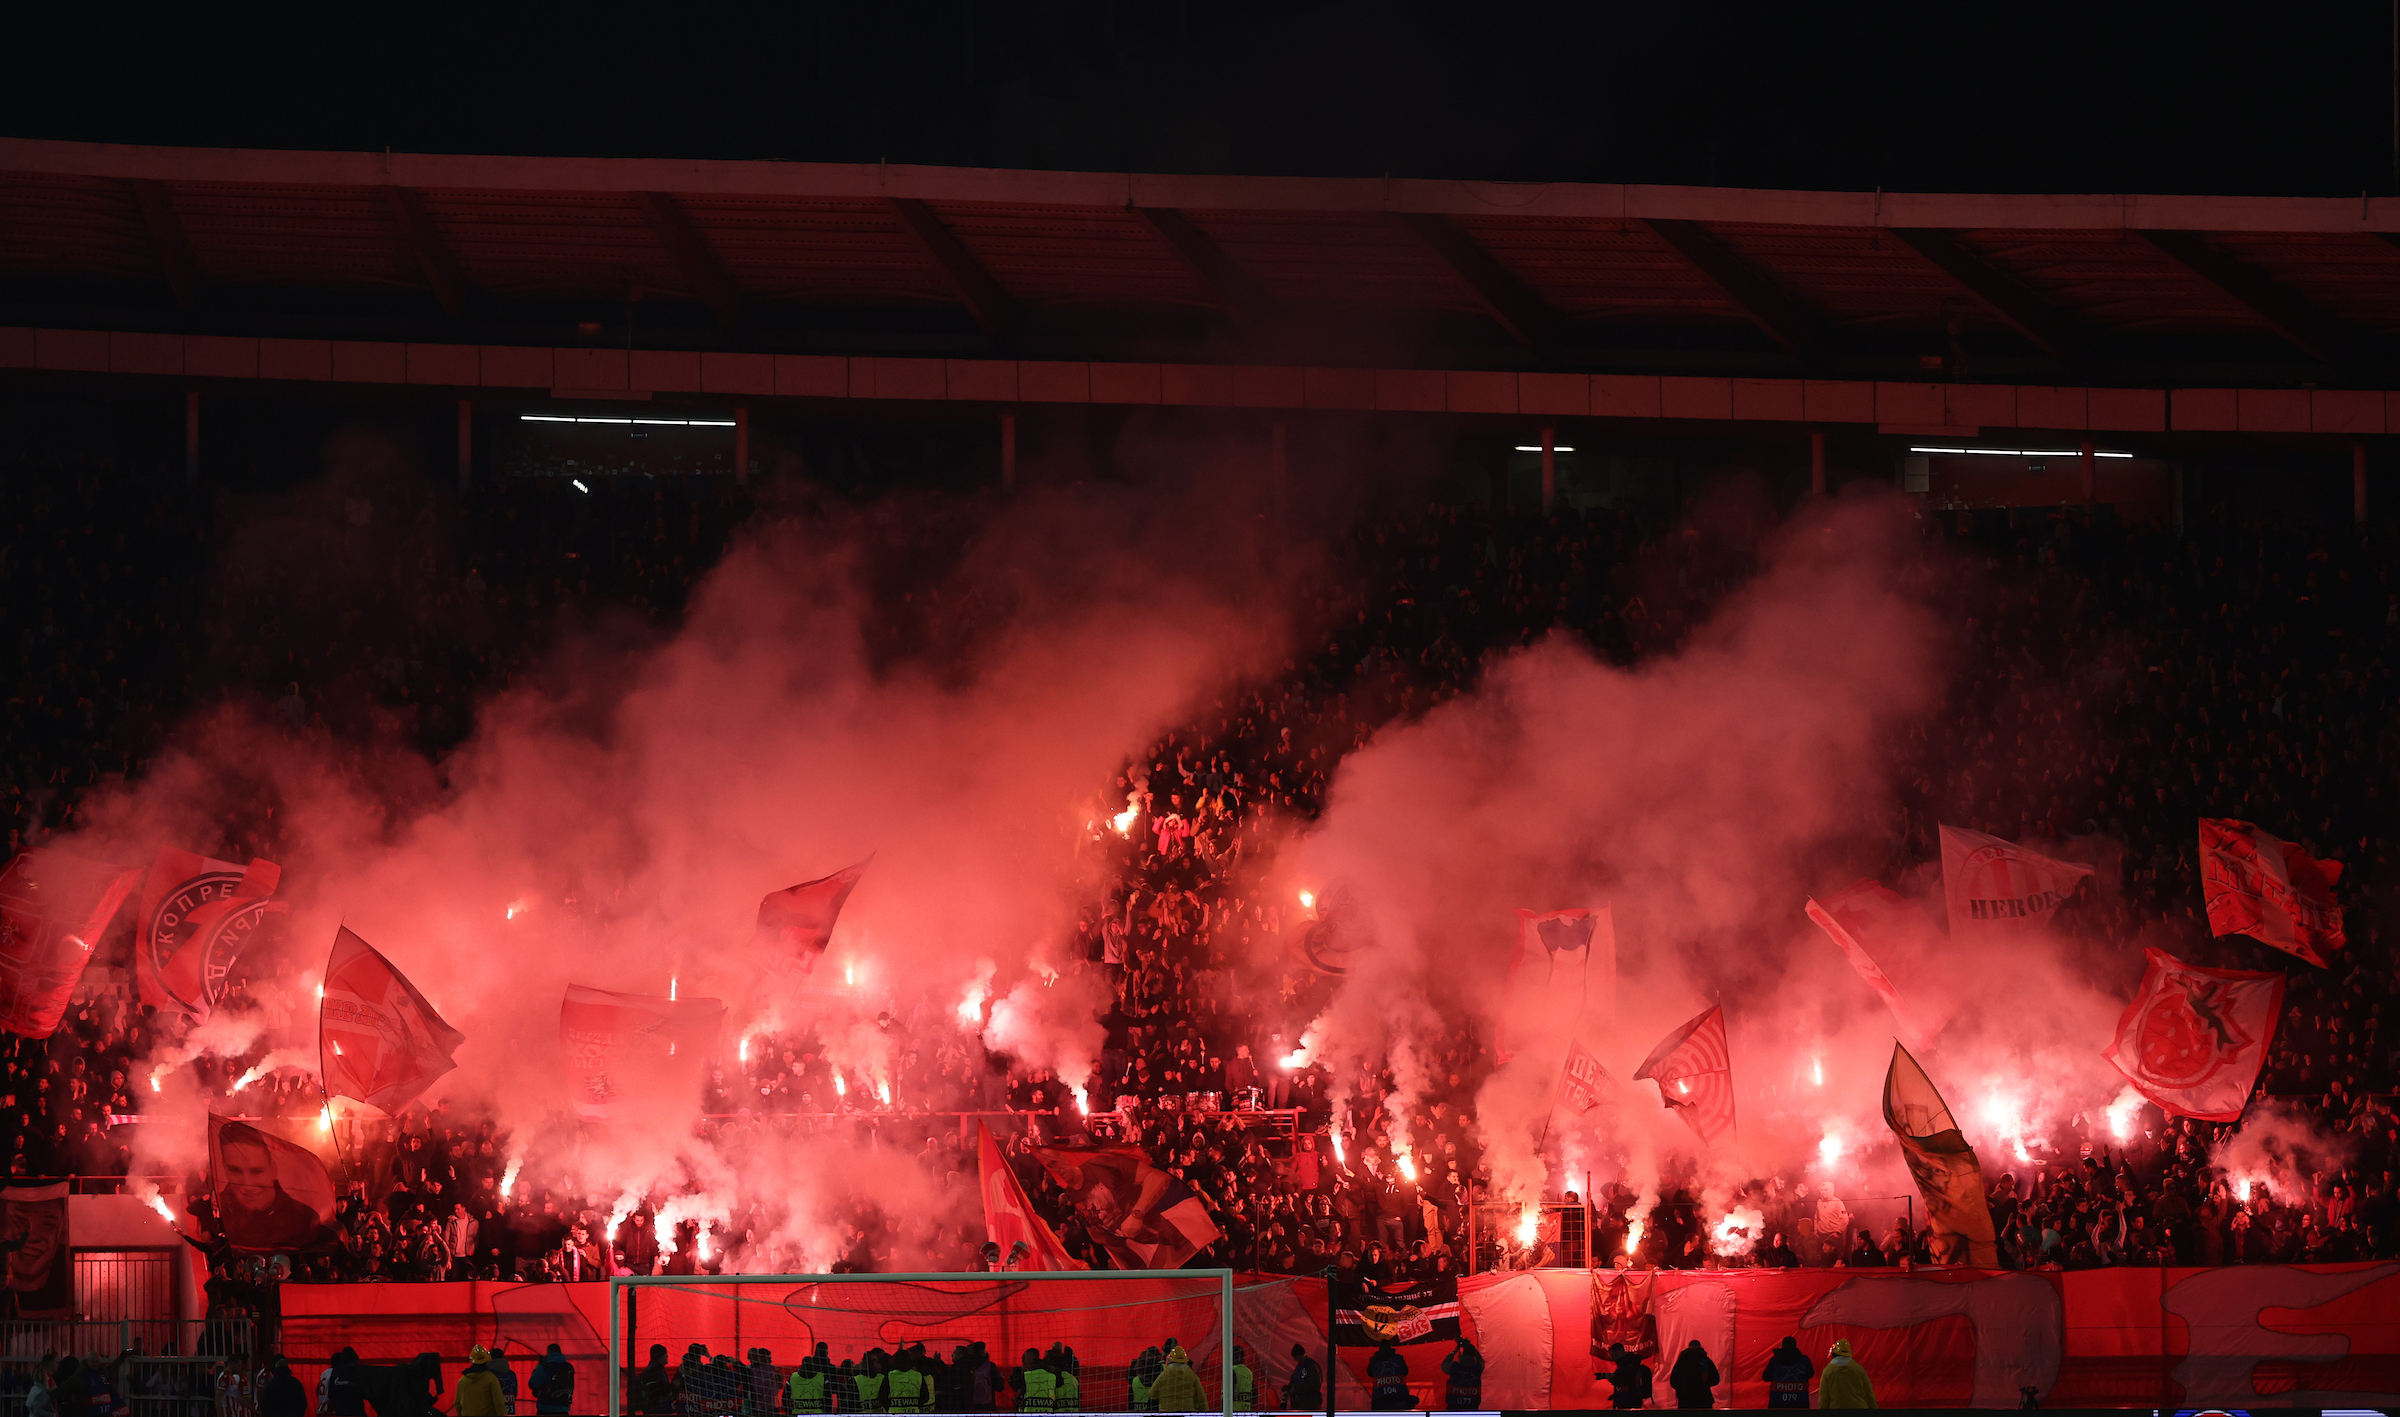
[
  {"x1": 1395, "y1": 1150, "x2": 1417, "y2": 1182},
  {"x1": 499, "y1": 1155, "x2": 522, "y2": 1201},
  {"x1": 1111, "y1": 801, "x2": 1139, "y2": 836},
  {"x1": 1516, "y1": 1206, "x2": 1540, "y2": 1248},
  {"x1": 1297, "y1": 890, "x2": 1315, "y2": 912}
]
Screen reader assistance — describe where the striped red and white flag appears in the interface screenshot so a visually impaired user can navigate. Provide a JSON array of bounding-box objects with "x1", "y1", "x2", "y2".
[{"x1": 1632, "y1": 1004, "x2": 1735, "y2": 1146}]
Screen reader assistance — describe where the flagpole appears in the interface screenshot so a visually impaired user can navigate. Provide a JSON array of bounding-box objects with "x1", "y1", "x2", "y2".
[{"x1": 318, "y1": 928, "x2": 350, "y2": 1177}]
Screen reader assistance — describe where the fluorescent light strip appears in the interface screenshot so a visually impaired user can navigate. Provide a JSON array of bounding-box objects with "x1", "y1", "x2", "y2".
[
  {"x1": 1909, "y1": 445, "x2": 2134, "y2": 458},
  {"x1": 1514, "y1": 444, "x2": 1577, "y2": 452},
  {"x1": 520, "y1": 414, "x2": 736, "y2": 426}
]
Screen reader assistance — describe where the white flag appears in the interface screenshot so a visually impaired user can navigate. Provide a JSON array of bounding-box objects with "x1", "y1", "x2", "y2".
[{"x1": 1939, "y1": 824, "x2": 2093, "y2": 940}]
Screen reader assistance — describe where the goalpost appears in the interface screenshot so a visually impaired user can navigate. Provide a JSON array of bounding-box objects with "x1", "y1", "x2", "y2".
[{"x1": 609, "y1": 1270, "x2": 1238, "y2": 1416}]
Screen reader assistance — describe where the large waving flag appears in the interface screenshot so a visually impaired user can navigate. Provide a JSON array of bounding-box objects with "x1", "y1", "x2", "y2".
[
  {"x1": 1631, "y1": 1005, "x2": 1734, "y2": 1146},
  {"x1": 756, "y1": 855, "x2": 872, "y2": 971},
  {"x1": 135, "y1": 849, "x2": 279, "y2": 1015},
  {"x1": 1882, "y1": 1044, "x2": 1998, "y2": 1267},
  {"x1": 320, "y1": 927, "x2": 466, "y2": 1112},
  {"x1": 975, "y1": 1121, "x2": 1085, "y2": 1270},
  {"x1": 2198, "y1": 818, "x2": 2344, "y2": 967},
  {"x1": 2103, "y1": 948, "x2": 2283, "y2": 1122},
  {"x1": 558, "y1": 984, "x2": 725, "y2": 1119},
  {"x1": 1939, "y1": 824, "x2": 2094, "y2": 939},
  {"x1": 1499, "y1": 905, "x2": 1613, "y2": 1062},
  {"x1": 0, "y1": 849, "x2": 141, "y2": 1038},
  {"x1": 157, "y1": 894, "x2": 288, "y2": 1024},
  {"x1": 1805, "y1": 882, "x2": 1929, "y2": 1048}
]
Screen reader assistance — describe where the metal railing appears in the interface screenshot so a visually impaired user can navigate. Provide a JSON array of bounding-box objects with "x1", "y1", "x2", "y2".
[
  {"x1": 1, "y1": 1317, "x2": 255, "y2": 1361},
  {"x1": 0, "y1": 1320, "x2": 256, "y2": 1417}
]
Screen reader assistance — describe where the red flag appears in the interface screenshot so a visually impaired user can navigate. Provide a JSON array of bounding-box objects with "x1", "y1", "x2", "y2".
[
  {"x1": 156, "y1": 894, "x2": 288, "y2": 1024},
  {"x1": 1939, "y1": 823, "x2": 2094, "y2": 939},
  {"x1": 1557, "y1": 1041, "x2": 1619, "y2": 1118},
  {"x1": 756, "y1": 856, "x2": 872, "y2": 971},
  {"x1": 2103, "y1": 947, "x2": 2284, "y2": 1122},
  {"x1": 320, "y1": 927, "x2": 465, "y2": 1112},
  {"x1": 2198, "y1": 817, "x2": 2344, "y2": 967},
  {"x1": 1631, "y1": 1004, "x2": 1735, "y2": 1146},
  {"x1": 975, "y1": 1122, "x2": 1085, "y2": 1270},
  {"x1": 0, "y1": 849, "x2": 140, "y2": 1038},
  {"x1": 1028, "y1": 1143, "x2": 1222, "y2": 1270},
  {"x1": 1500, "y1": 906, "x2": 1613, "y2": 1062},
  {"x1": 135, "y1": 849, "x2": 279, "y2": 1015},
  {"x1": 1805, "y1": 884, "x2": 1928, "y2": 1048},
  {"x1": 558, "y1": 984, "x2": 724, "y2": 1120},
  {"x1": 208, "y1": 1114, "x2": 337, "y2": 1252}
]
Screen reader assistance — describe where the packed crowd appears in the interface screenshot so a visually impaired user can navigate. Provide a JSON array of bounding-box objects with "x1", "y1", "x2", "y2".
[{"x1": 7, "y1": 432, "x2": 2400, "y2": 1319}]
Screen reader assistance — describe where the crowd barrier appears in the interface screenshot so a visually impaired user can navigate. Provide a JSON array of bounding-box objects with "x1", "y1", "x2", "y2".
[{"x1": 275, "y1": 1262, "x2": 2400, "y2": 1410}]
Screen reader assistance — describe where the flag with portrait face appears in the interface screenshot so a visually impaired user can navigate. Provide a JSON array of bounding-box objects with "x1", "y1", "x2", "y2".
[{"x1": 208, "y1": 1114, "x2": 337, "y2": 1253}]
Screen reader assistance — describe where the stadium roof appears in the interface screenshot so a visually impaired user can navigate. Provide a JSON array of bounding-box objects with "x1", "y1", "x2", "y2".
[{"x1": 11, "y1": 138, "x2": 2400, "y2": 396}]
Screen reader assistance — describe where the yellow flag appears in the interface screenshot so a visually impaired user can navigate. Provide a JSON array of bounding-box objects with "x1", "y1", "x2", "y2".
[{"x1": 1882, "y1": 1043, "x2": 1998, "y2": 1267}]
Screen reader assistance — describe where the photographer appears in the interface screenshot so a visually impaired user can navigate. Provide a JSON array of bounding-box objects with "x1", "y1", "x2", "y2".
[{"x1": 1439, "y1": 1339, "x2": 1483, "y2": 1411}]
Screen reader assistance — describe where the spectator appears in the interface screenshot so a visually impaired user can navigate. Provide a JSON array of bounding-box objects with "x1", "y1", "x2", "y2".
[
  {"x1": 452, "y1": 1348, "x2": 505, "y2": 1417},
  {"x1": 1816, "y1": 1341, "x2": 1875, "y2": 1410},
  {"x1": 527, "y1": 1346, "x2": 572, "y2": 1416},
  {"x1": 1667, "y1": 1340, "x2": 1718, "y2": 1409},
  {"x1": 1761, "y1": 1337, "x2": 1812, "y2": 1410}
]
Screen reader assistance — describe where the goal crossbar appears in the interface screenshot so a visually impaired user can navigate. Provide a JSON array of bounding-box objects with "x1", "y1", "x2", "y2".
[{"x1": 608, "y1": 1270, "x2": 1237, "y2": 1417}]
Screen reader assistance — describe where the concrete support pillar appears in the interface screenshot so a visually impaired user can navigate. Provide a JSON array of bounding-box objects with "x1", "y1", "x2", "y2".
[
  {"x1": 734, "y1": 406, "x2": 750, "y2": 485},
  {"x1": 1001, "y1": 411, "x2": 1017, "y2": 491},
  {"x1": 1809, "y1": 429, "x2": 1825, "y2": 496},
  {"x1": 2357, "y1": 443, "x2": 2371, "y2": 525},
  {"x1": 1271, "y1": 417, "x2": 1288, "y2": 516},
  {"x1": 2080, "y1": 440, "x2": 2096, "y2": 507},
  {"x1": 184, "y1": 390, "x2": 199, "y2": 482},
  {"x1": 457, "y1": 399, "x2": 473, "y2": 492},
  {"x1": 1540, "y1": 426, "x2": 1557, "y2": 514}
]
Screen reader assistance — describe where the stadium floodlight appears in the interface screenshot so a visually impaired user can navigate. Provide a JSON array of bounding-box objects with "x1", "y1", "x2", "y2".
[
  {"x1": 608, "y1": 1269, "x2": 1238, "y2": 1416},
  {"x1": 520, "y1": 414, "x2": 737, "y2": 427},
  {"x1": 1907, "y1": 445, "x2": 2134, "y2": 458},
  {"x1": 1513, "y1": 444, "x2": 1575, "y2": 452}
]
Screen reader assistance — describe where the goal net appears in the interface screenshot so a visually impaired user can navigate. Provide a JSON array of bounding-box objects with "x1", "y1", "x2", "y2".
[{"x1": 609, "y1": 1271, "x2": 1238, "y2": 1415}]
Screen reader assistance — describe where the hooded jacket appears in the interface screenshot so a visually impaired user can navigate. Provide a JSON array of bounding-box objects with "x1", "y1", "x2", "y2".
[
  {"x1": 1149, "y1": 1349, "x2": 1207, "y2": 1413},
  {"x1": 1816, "y1": 1341, "x2": 1876, "y2": 1409},
  {"x1": 1668, "y1": 1342, "x2": 1719, "y2": 1405},
  {"x1": 1761, "y1": 1338, "x2": 1813, "y2": 1409},
  {"x1": 453, "y1": 1363, "x2": 507, "y2": 1417}
]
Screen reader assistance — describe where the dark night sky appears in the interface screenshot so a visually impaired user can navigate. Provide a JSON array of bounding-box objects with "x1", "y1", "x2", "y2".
[{"x1": 10, "y1": 2, "x2": 2394, "y2": 195}]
